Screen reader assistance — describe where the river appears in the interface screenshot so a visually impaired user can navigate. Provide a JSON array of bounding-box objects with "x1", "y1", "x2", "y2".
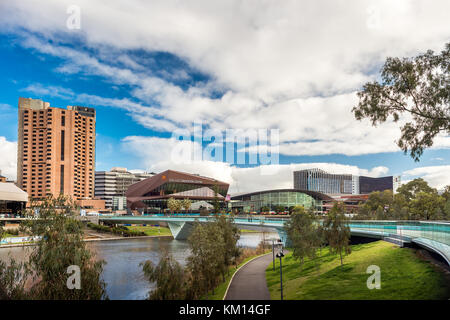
[{"x1": 0, "y1": 232, "x2": 278, "y2": 300}]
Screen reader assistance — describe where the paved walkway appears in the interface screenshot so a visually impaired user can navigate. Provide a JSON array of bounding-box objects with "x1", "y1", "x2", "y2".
[{"x1": 225, "y1": 253, "x2": 273, "y2": 300}]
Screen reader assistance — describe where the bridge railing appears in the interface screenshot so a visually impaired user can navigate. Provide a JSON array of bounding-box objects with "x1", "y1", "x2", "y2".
[{"x1": 347, "y1": 220, "x2": 450, "y2": 246}]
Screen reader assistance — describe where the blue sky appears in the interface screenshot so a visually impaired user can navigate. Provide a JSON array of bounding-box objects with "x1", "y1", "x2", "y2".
[{"x1": 0, "y1": 1, "x2": 449, "y2": 192}]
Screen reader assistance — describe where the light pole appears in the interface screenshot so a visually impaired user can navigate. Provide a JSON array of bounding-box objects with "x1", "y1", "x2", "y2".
[
  {"x1": 276, "y1": 243, "x2": 284, "y2": 300},
  {"x1": 271, "y1": 238, "x2": 276, "y2": 271}
]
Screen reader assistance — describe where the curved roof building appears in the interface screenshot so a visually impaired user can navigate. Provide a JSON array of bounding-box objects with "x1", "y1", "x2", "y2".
[
  {"x1": 126, "y1": 170, "x2": 229, "y2": 211},
  {"x1": 230, "y1": 189, "x2": 332, "y2": 213}
]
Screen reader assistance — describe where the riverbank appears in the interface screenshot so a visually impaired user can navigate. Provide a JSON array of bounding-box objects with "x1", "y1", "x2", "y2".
[
  {"x1": 0, "y1": 234, "x2": 174, "y2": 249},
  {"x1": 266, "y1": 240, "x2": 450, "y2": 300}
]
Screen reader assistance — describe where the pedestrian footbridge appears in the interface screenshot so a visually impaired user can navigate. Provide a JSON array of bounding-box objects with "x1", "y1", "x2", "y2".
[{"x1": 99, "y1": 215, "x2": 450, "y2": 266}]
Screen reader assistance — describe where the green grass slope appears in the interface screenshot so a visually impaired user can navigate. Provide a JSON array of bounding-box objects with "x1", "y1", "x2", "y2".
[{"x1": 266, "y1": 240, "x2": 450, "y2": 300}]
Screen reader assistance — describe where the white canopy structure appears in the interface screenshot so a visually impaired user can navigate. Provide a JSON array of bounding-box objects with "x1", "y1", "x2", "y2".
[
  {"x1": 190, "y1": 201, "x2": 213, "y2": 210},
  {"x1": 0, "y1": 182, "x2": 28, "y2": 203}
]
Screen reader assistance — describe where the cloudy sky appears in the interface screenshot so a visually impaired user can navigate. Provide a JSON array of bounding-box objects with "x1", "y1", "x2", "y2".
[{"x1": 0, "y1": 0, "x2": 449, "y2": 193}]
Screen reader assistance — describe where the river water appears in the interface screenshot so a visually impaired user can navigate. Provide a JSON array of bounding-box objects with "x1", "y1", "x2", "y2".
[{"x1": 0, "y1": 232, "x2": 278, "y2": 300}]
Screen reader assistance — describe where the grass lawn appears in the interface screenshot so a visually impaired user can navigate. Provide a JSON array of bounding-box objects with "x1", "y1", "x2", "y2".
[
  {"x1": 266, "y1": 240, "x2": 450, "y2": 300},
  {"x1": 126, "y1": 225, "x2": 172, "y2": 236}
]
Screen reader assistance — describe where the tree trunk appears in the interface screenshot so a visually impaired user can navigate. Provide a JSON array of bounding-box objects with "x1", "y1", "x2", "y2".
[{"x1": 340, "y1": 251, "x2": 343, "y2": 265}]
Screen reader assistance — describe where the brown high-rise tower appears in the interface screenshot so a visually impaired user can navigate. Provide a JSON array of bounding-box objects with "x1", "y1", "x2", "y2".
[{"x1": 17, "y1": 97, "x2": 96, "y2": 201}]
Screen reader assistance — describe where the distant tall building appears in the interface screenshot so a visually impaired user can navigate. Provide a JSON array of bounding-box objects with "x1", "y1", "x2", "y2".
[
  {"x1": 293, "y1": 168, "x2": 396, "y2": 195},
  {"x1": 358, "y1": 176, "x2": 393, "y2": 194},
  {"x1": 293, "y1": 169, "x2": 353, "y2": 194},
  {"x1": 393, "y1": 176, "x2": 401, "y2": 193},
  {"x1": 94, "y1": 167, "x2": 154, "y2": 210},
  {"x1": 17, "y1": 97, "x2": 97, "y2": 201}
]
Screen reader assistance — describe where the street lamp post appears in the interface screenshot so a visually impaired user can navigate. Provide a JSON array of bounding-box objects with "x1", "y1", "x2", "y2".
[
  {"x1": 276, "y1": 244, "x2": 284, "y2": 300},
  {"x1": 272, "y1": 239, "x2": 275, "y2": 271}
]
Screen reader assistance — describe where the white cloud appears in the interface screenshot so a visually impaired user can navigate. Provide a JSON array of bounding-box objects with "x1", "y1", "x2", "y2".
[
  {"x1": 0, "y1": 136, "x2": 17, "y2": 180},
  {"x1": 22, "y1": 83, "x2": 75, "y2": 100},
  {"x1": 1, "y1": 0, "x2": 449, "y2": 157},
  {"x1": 121, "y1": 135, "x2": 391, "y2": 193},
  {"x1": 402, "y1": 165, "x2": 450, "y2": 190}
]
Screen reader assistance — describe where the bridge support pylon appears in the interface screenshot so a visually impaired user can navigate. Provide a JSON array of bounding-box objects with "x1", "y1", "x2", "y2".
[{"x1": 167, "y1": 221, "x2": 196, "y2": 240}]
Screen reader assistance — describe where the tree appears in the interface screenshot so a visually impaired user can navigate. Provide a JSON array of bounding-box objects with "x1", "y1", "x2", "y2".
[
  {"x1": 187, "y1": 222, "x2": 224, "y2": 297},
  {"x1": 444, "y1": 199, "x2": 450, "y2": 219},
  {"x1": 396, "y1": 178, "x2": 437, "y2": 202},
  {"x1": 409, "y1": 191, "x2": 445, "y2": 220},
  {"x1": 141, "y1": 250, "x2": 188, "y2": 300},
  {"x1": 1, "y1": 195, "x2": 107, "y2": 300},
  {"x1": 0, "y1": 258, "x2": 29, "y2": 300},
  {"x1": 391, "y1": 193, "x2": 409, "y2": 220},
  {"x1": 375, "y1": 206, "x2": 385, "y2": 220},
  {"x1": 212, "y1": 184, "x2": 221, "y2": 213},
  {"x1": 441, "y1": 185, "x2": 450, "y2": 201},
  {"x1": 167, "y1": 197, "x2": 178, "y2": 214},
  {"x1": 284, "y1": 206, "x2": 319, "y2": 269},
  {"x1": 352, "y1": 42, "x2": 450, "y2": 161},
  {"x1": 363, "y1": 190, "x2": 394, "y2": 214},
  {"x1": 181, "y1": 198, "x2": 192, "y2": 212},
  {"x1": 323, "y1": 203, "x2": 351, "y2": 266},
  {"x1": 22, "y1": 195, "x2": 107, "y2": 299},
  {"x1": 214, "y1": 214, "x2": 241, "y2": 276}
]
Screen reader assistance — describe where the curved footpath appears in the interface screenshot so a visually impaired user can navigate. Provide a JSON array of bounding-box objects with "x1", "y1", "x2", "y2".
[{"x1": 225, "y1": 253, "x2": 273, "y2": 300}]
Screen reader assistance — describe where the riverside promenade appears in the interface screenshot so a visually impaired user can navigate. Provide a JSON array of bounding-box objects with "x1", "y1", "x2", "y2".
[{"x1": 225, "y1": 253, "x2": 272, "y2": 300}]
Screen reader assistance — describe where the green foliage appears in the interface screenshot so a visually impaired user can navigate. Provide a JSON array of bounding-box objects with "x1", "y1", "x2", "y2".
[
  {"x1": 356, "y1": 178, "x2": 447, "y2": 220},
  {"x1": 441, "y1": 185, "x2": 450, "y2": 202},
  {"x1": 323, "y1": 203, "x2": 351, "y2": 265},
  {"x1": 352, "y1": 42, "x2": 450, "y2": 161},
  {"x1": 1, "y1": 195, "x2": 108, "y2": 300},
  {"x1": 212, "y1": 184, "x2": 221, "y2": 213},
  {"x1": 167, "y1": 197, "x2": 178, "y2": 213},
  {"x1": 397, "y1": 178, "x2": 437, "y2": 201},
  {"x1": 363, "y1": 190, "x2": 394, "y2": 212},
  {"x1": 285, "y1": 206, "x2": 322, "y2": 269},
  {"x1": 21, "y1": 195, "x2": 108, "y2": 299},
  {"x1": 141, "y1": 250, "x2": 188, "y2": 300},
  {"x1": 0, "y1": 258, "x2": 29, "y2": 300},
  {"x1": 187, "y1": 222, "x2": 226, "y2": 297},
  {"x1": 186, "y1": 215, "x2": 240, "y2": 298},
  {"x1": 215, "y1": 215, "x2": 241, "y2": 270},
  {"x1": 142, "y1": 215, "x2": 241, "y2": 300},
  {"x1": 181, "y1": 198, "x2": 192, "y2": 211},
  {"x1": 409, "y1": 191, "x2": 445, "y2": 220}
]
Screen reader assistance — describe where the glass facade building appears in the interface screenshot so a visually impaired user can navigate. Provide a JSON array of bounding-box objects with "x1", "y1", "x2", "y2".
[
  {"x1": 359, "y1": 176, "x2": 394, "y2": 194},
  {"x1": 293, "y1": 168, "x2": 396, "y2": 195},
  {"x1": 230, "y1": 189, "x2": 331, "y2": 213},
  {"x1": 126, "y1": 170, "x2": 229, "y2": 213},
  {"x1": 294, "y1": 169, "x2": 353, "y2": 194}
]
